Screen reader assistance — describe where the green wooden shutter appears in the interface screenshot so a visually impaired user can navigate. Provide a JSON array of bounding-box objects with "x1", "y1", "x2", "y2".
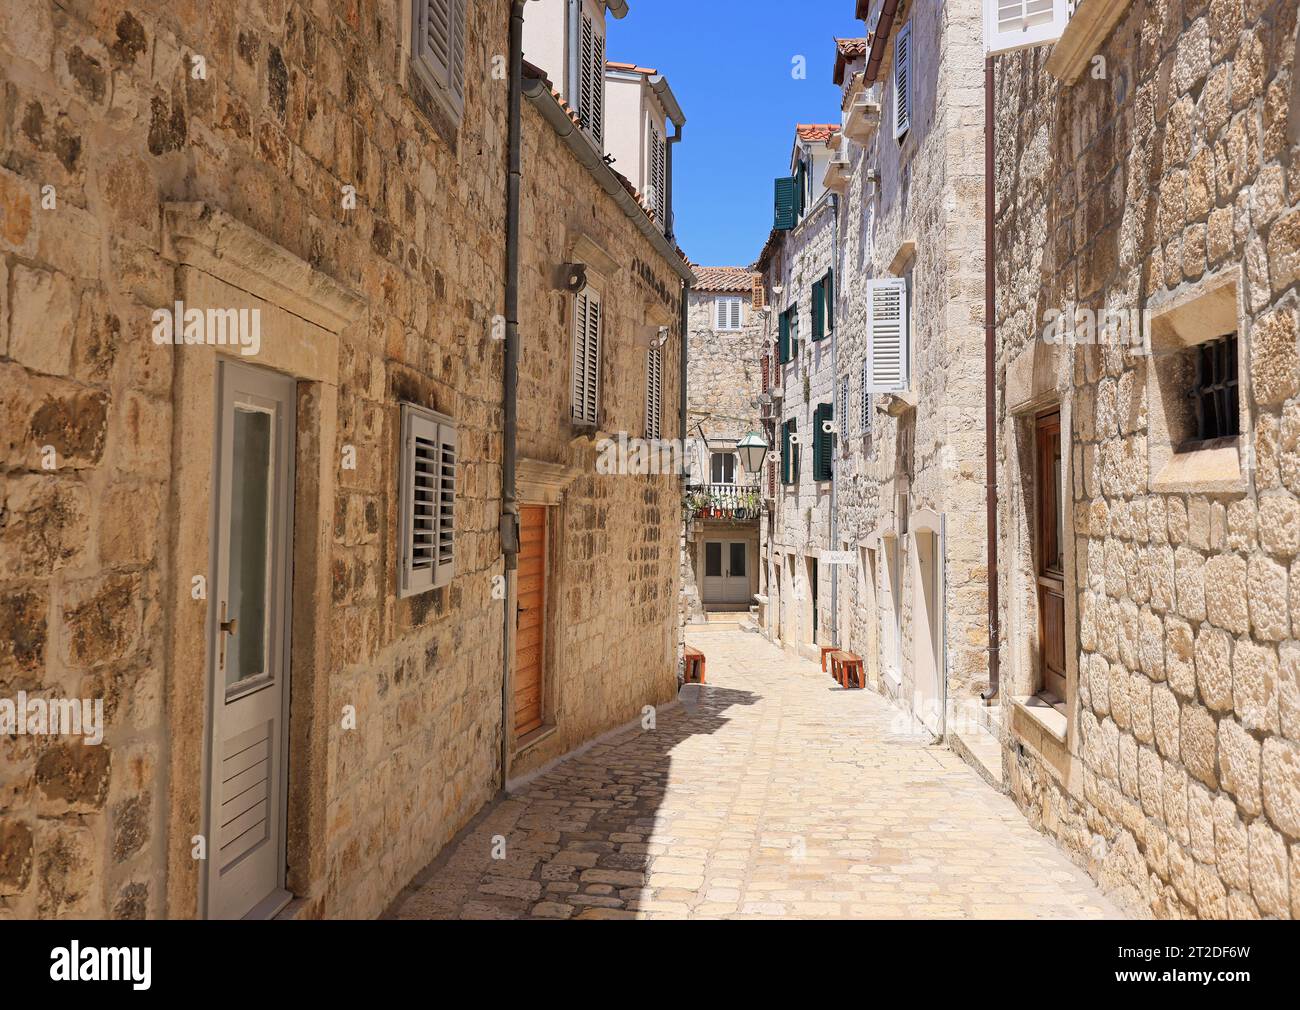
[
  {"x1": 812, "y1": 279, "x2": 824, "y2": 342},
  {"x1": 774, "y1": 177, "x2": 798, "y2": 230},
  {"x1": 778, "y1": 310, "x2": 790, "y2": 363},
  {"x1": 825, "y1": 269, "x2": 835, "y2": 335},
  {"x1": 794, "y1": 159, "x2": 807, "y2": 216},
  {"x1": 814, "y1": 403, "x2": 833, "y2": 481},
  {"x1": 781, "y1": 420, "x2": 791, "y2": 484}
]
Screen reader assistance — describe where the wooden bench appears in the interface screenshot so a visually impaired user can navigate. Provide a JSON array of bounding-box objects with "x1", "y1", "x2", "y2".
[
  {"x1": 830, "y1": 650, "x2": 865, "y2": 690},
  {"x1": 683, "y1": 646, "x2": 706, "y2": 684},
  {"x1": 819, "y1": 645, "x2": 838, "y2": 673}
]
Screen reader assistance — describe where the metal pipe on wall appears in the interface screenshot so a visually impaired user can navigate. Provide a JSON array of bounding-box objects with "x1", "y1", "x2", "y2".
[{"x1": 982, "y1": 55, "x2": 1000, "y2": 703}]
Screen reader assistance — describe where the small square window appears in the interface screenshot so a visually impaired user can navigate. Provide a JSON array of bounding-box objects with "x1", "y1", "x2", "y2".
[{"x1": 1179, "y1": 333, "x2": 1239, "y2": 451}]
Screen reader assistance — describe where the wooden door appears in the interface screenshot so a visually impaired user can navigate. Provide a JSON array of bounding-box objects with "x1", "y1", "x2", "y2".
[
  {"x1": 514, "y1": 505, "x2": 548, "y2": 737},
  {"x1": 1036, "y1": 410, "x2": 1066, "y2": 700}
]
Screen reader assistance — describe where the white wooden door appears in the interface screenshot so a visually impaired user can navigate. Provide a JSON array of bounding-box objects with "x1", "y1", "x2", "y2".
[
  {"x1": 702, "y1": 540, "x2": 750, "y2": 604},
  {"x1": 206, "y1": 360, "x2": 296, "y2": 920}
]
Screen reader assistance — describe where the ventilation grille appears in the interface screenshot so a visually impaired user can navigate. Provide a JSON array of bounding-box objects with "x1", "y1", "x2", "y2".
[{"x1": 218, "y1": 721, "x2": 272, "y2": 871}]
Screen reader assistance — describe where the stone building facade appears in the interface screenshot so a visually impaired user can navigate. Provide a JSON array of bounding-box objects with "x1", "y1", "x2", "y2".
[
  {"x1": 0, "y1": 0, "x2": 689, "y2": 920},
  {"x1": 825, "y1": 5, "x2": 994, "y2": 755},
  {"x1": 758, "y1": 125, "x2": 841, "y2": 661},
  {"x1": 990, "y1": 0, "x2": 1300, "y2": 917},
  {"x1": 681, "y1": 267, "x2": 763, "y2": 624}
]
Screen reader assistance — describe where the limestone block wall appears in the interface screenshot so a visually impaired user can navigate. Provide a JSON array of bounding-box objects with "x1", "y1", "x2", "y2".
[
  {"x1": 681, "y1": 285, "x2": 763, "y2": 623},
  {"x1": 762, "y1": 198, "x2": 837, "y2": 657},
  {"x1": 0, "y1": 0, "x2": 684, "y2": 920},
  {"x1": 833, "y1": 0, "x2": 989, "y2": 724},
  {"x1": 993, "y1": 0, "x2": 1300, "y2": 918},
  {"x1": 508, "y1": 103, "x2": 685, "y2": 776}
]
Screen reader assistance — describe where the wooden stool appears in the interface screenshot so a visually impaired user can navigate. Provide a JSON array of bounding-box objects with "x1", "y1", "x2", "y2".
[
  {"x1": 683, "y1": 646, "x2": 706, "y2": 684},
  {"x1": 820, "y1": 645, "x2": 838, "y2": 673},
  {"x1": 832, "y1": 651, "x2": 864, "y2": 689}
]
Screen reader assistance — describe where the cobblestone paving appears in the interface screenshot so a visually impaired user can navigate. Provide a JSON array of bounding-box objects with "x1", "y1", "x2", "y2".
[{"x1": 390, "y1": 629, "x2": 1125, "y2": 919}]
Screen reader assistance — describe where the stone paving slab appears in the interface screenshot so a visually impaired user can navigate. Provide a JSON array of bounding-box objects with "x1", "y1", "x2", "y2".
[{"x1": 389, "y1": 629, "x2": 1125, "y2": 920}]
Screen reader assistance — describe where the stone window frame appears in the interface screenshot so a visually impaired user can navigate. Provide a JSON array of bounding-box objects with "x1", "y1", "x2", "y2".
[
  {"x1": 400, "y1": 0, "x2": 467, "y2": 144},
  {"x1": 160, "y1": 203, "x2": 365, "y2": 918},
  {"x1": 1146, "y1": 267, "x2": 1248, "y2": 495}
]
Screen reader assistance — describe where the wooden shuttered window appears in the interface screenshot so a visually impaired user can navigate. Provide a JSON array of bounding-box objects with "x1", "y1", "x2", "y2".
[
  {"x1": 715, "y1": 296, "x2": 743, "y2": 331},
  {"x1": 579, "y1": 12, "x2": 605, "y2": 145},
  {"x1": 399, "y1": 403, "x2": 456, "y2": 597},
  {"x1": 412, "y1": 0, "x2": 467, "y2": 119},
  {"x1": 894, "y1": 20, "x2": 912, "y2": 140},
  {"x1": 761, "y1": 353, "x2": 770, "y2": 394},
  {"x1": 649, "y1": 123, "x2": 667, "y2": 227},
  {"x1": 812, "y1": 402, "x2": 833, "y2": 481},
  {"x1": 824, "y1": 269, "x2": 835, "y2": 335},
  {"x1": 812, "y1": 278, "x2": 824, "y2": 341},
  {"x1": 571, "y1": 286, "x2": 602, "y2": 424},
  {"x1": 778, "y1": 309, "x2": 791, "y2": 364},
  {"x1": 860, "y1": 359, "x2": 872, "y2": 433},
  {"x1": 644, "y1": 346, "x2": 662, "y2": 439},
  {"x1": 781, "y1": 418, "x2": 797, "y2": 485},
  {"x1": 867, "y1": 277, "x2": 909, "y2": 393},
  {"x1": 983, "y1": 0, "x2": 1069, "y2": 56},
  {"x1": 774, "y1": 176, "x2": 798, "y2": 230}
]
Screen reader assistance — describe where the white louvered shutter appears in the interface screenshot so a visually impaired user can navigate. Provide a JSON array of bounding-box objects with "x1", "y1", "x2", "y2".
[
  {"x1": 650, "y1": 124, "x2": 666, "y2": 227},
  {"x1": 645, "y1": 346, "x2": 662, "y2": 439},
  {"x1": 860, "y1": 359, "x2": 872, "y2": 433},
  {"x1": 580, "y1": 13, "x2": 605, "y2": 145},
  {"x1": 983, "y1": 0, "x2": 1069, "y2": 56},
  {"x1": 572, "y1": 287, "x2": 602, "y2": 424},
  {"x1": 731, "y1": 298, "x2": 743, "y2": 329},
  {"x1": 400, "y1": 404, "x2": 456, "y2": 596},
  {"x1": 867, "y1": 277, "x2": 909, "y2": 393},
  {"x1": 893, "y1": 21, "x2": 912, "y2": 140},
  {"x1": 414, "y1": 0, "x2": 467, "y2": 115}
]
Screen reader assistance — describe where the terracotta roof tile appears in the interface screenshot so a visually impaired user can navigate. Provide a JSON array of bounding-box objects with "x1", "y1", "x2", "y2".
[
  {"x1": 691, "y1": 266, "x2": 759, "y2": 293},
  {"x1": 795, "y1": 123, "x2": 840, "y2": 142},
  {"x1": 833, "y1": 36, "x2": 871, "y2": 85},
  {"x1": 606, "y1": 60, "x2": 659, "y2": 76}
]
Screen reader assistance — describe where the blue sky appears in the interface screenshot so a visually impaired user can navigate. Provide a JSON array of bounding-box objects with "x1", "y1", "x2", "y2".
[{"x1": 608, "y1": 1, "x2": 861, "y2": 268}]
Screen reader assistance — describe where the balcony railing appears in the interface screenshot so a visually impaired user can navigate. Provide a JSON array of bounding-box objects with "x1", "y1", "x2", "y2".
[{"x1": 684, "y1": 482, "x2": 762, "y2": 521}]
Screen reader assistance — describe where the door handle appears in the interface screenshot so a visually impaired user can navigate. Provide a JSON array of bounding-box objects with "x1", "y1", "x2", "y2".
[{"x1": 218, "y1": 602, "x2": 237, "y2": 669}]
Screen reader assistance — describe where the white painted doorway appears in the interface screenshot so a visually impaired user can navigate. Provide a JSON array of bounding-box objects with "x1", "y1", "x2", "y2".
[
  {"x1": 702, "y1": 539, "x2": 750, "y2": 604},
  {"x1": 909, "y1": 514, "x2": 946, "y2": 738},
  {"x1": 205, "y1": 360, "x2": 296, "y2": 920}
]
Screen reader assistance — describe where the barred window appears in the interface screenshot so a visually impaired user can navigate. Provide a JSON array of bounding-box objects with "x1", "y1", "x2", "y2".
[{"x1": 1181, "y1": 333, "x2": 1239, "y2": 449}]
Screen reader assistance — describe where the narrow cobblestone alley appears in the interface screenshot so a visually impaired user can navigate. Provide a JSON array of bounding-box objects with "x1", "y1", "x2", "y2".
[{"x1": 390, "y1": 628, "x2": 1124, "y2": 919}]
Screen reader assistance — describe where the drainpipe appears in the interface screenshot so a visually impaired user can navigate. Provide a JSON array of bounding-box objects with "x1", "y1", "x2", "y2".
[
  {"x1": 500, "y1": 0, "x2": 527, "y2": 790},
  {"x1": 981, "y1": 55, "x2": 1000, "y2": 703},
  {"x1": 863, "y1": 0, "x2": 901, "y2": 84},
  {"x1": 664, "y1": 121, "x2": 683, "y2": 243},
  {"x1": 829, "y1": 192, "x2": 840, "y2": 647}
]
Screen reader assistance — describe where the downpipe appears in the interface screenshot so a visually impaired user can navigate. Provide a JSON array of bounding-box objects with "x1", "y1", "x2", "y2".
[
  {"x1": 982, "y1": 55, "x2": 1000, "y2": 703},
  {"x1": 829, "y1": 192, "x2": 840, "y2": 647},
  {"x1": 500, "y1": 0, "x2": 527, "y2": 791}
]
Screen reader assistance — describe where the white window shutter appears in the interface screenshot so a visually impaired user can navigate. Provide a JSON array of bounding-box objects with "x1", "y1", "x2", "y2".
[
  {"x1": 400, "y1": 403, "x2": 456, "y2": 597},
  {"x1": 572, "y1": 287, "x2": 601, "y2": 424},
  {"x1": 983, "y1": 0, "x2": 1069, "y2": 56},
  {"x1": 868, "y1": 277, "x2": 909, "y2": 393},
  {"x1": 649, "y1": 124, "x2": 666, "y2": 227},
  {"x1": 645, "y1": 347, "x2": 662, "y2": 439},
  {"x1": 580, "y1": 13, "x2": 605, "y2": 145},
  {"x1": 893, "y1": 22, "x2": 912, "y2": 140},
  {"x1": 413, "y1": 0, "x2": 467, "y2": 115},
  {"x1": 732, "y1": 298, "x2": 743, "y2": 330},
  {"x1": 714, "y1": 298, "x2": 724, "y2": 329},
  {"x1": 860, "y1": 359, "x2": 872, "y2": 432}
]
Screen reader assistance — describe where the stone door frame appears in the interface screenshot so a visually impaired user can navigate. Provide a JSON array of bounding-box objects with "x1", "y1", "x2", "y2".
[{"x1": 160, "y1": 203, "x2": 365, "y2": 917}]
